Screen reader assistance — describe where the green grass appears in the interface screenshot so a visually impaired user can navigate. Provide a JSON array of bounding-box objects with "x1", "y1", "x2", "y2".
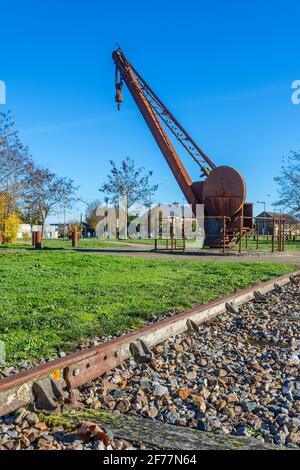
[
  {"x1": 116, "y1": 238, "x2": 171, "y2": 245},
  {"x1": 237, "y1": 237, "x2": 300, "y2": 252},
  {"x1": 0, "y1": 238, "x2": 126, "y2": 250},
  {"x1": 1, "y1": 236, "x2": 300, "y2": 252},
  {"x1": 0, "y1": 238, "x2": 164, "y2": 250},
  {"x1": 0, "y1": 250, "x2": 297, "y2": 364}
]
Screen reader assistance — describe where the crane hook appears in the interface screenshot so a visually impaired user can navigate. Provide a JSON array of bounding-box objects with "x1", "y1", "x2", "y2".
[{"x1": 115, "y1": 66, "x2": 124, "y2": 111}]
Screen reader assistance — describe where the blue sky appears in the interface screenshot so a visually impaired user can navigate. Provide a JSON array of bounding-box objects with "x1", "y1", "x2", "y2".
[{"x1": 1, "y1": 0, "x2": 300, "y2": 221}]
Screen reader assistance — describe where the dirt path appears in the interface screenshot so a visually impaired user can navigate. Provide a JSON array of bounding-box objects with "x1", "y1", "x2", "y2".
[{"x1": 77, "y1": 246, "x2": 300, "y2": 264}]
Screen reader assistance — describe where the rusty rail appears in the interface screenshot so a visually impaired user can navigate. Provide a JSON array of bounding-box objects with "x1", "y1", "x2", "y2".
[{"x1": 0, "y1": 269, "x2": 299, "y2": 417}]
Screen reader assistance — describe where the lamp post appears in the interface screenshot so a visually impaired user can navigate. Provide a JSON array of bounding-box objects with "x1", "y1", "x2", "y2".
[
  {"x1": 257, "y1": 201, "x2": 266, "y2": 236},
  {"x1": 257, "y1": 201, "x2": 266, "y2": 213}
]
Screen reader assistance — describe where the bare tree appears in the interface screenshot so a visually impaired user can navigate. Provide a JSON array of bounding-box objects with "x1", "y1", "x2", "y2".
[
  {"x1": 274, "y1": 151, "x2": 300, "y2": 215},
  {"x1": 99, "y1": 157, "x2": 158, "y2": 209},
  {"x1": 0, "y1": 111, "x2": 39, "y2": 214},
  {"x1": 0, "y1": 110, "x2": 79, "y2": 239},
  {"x1": 85, "y1": 199, "x2": 102, "y2": 231},
  {"x1": 23, "y1": 169, "x2": 79, "y2": 235}
]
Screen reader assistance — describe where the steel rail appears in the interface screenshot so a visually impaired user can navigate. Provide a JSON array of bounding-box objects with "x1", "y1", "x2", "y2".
[{"x1": 0, "y1": 269, "x2": 299, "y2": 417}]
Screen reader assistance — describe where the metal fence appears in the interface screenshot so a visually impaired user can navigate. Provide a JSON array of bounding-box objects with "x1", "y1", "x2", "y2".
[{"x1": 152, "y1": 216, "x2": 290, "y2": 254}]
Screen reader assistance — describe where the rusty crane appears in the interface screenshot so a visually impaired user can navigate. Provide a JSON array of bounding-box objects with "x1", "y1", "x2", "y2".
[{"x1": 112, "y1": 48, "x2": 253, "y2": 247}]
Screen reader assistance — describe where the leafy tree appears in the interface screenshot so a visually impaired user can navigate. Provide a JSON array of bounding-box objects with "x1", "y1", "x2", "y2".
[
  {"x1": 99, "y1": 157, "x2": 158, "y2": 209},
  {"x1": 274, "y1": 151, "x2": 300, "y2": 215}
]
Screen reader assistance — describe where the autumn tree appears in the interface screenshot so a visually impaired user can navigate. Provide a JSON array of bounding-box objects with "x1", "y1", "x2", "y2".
[{"x1": 4, "y1": 213, "x2": 21, "y2": 243}]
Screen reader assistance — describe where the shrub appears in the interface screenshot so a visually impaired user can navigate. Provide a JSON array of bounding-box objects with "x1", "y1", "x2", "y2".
[
  {"x1": 4, "y1": 213, "x2": 22, "y2": 243},
  {"x1": 23, "y1": 232, "x2": 31, "y2": 243}
]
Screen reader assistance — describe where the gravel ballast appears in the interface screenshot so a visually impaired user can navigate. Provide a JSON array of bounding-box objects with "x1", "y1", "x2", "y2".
[{"x1": 77, "y1": 277, "x2": 300, "y2": 449}]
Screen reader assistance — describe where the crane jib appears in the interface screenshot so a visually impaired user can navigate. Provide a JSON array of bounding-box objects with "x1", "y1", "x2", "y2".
[{"x1": 111, "y1": 48, "x2": 252, "y2": 248}]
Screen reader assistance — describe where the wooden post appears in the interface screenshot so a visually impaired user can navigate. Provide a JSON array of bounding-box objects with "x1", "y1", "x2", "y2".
[
  {"x1": 155, "y1": 239, "x2": 158, "y2": 250},
  {"x1": 256, "y1": 221, "x2": 259, "y2": 250},
  {"x1": 239, "y1": 216, "x2": 242, "y2": 254},
  {"x1": 34, "y1": 231, "x2": 42, "y2": 250},
  {"x1": 72, "y1": 230, "x2": 78, "y2": 248},
  {"x1": 148, "y1": 210, "x2": 151, "y2": 239},
  {"x1": 278, "y1": 218, "x2": 281, "y2": 252},
  {"x1": 282, "y1": 220, "x2": 285, "y2": 252},
  {"x1": 223, "y1": 217, "x2": 226, "y2": 254},
  {"x1": 271, "y1": 218, "x2": 275, "y2": 253}
]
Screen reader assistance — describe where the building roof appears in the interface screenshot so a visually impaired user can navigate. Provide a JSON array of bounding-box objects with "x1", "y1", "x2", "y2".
[{"x1": 256, "y1": 211, "x2": 300, "y2": 224}]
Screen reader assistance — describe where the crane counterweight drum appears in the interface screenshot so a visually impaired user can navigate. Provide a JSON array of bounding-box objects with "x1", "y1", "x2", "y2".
[{"x1": 112, "y1": 48, "x2": 253, "y2": 247}]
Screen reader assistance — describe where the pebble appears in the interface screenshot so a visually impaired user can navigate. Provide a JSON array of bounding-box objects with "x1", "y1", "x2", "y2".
[
  {"x1": 153, "y1": 383, "x2": 169, "y2": 397},
  {"x1": 26, "y1": 413, "x2": 39, "y2": 426},
  {"x1": 242, "y1": 401, "x2": 257, "y2": 413}
]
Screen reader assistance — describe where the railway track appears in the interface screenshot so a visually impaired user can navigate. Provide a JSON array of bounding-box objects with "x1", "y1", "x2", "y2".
[{"x1": 0, "y1": 270, "x2": 299, "y2": 450}]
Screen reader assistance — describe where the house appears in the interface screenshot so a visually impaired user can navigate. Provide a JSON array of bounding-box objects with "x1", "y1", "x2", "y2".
[
  {"x1": 44, "y1": 225, "x2": 59, "y2": 239},
  {"x1": 17, "y1": 224, "x2": 32, "y2": 239},
  {"x1": 255, "y1": 211, "x2": 300, "y2": 236},
  {"x1": 17, "y1": 224, "x2": 59, "y2": 240}
]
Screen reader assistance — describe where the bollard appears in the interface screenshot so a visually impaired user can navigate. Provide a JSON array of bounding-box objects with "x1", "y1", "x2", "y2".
[
  {"x1": 34, "y1": 231, "x2": 42, "y2": 250},
  {"x1": 71, "y1": 230, "x2": 78, "y2": 248}
]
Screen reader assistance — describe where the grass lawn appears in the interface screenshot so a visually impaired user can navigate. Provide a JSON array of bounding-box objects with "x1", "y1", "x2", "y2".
[
  {"x1": 1, "y1": 236, "x2": 300, "y2": 252},
  {"x1": 0, "y1": 238, "x2": 126, "y2": 250},
  {"x1": 104, "y1": 237, "x2": 300, "y2": 251},
  {"x1": 237, "y1": 237, "x2": 300, "y2": 252},
  {"x1": 0, "y1": 250, "x2": 298, "y2": 364}
]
